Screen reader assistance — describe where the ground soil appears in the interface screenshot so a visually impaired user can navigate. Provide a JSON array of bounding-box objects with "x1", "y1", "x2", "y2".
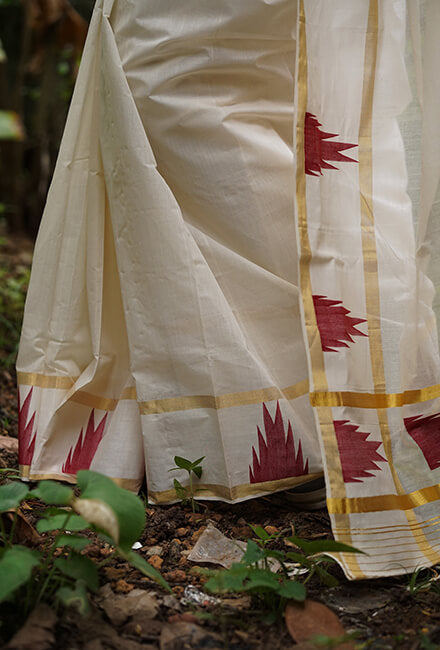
[{"x1": 1, "y1": 235, "x2": 440, "y2": 650}]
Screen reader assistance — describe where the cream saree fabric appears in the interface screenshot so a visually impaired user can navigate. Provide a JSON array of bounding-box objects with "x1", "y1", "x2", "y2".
[{"x1": 17, "y1": 0, "x2": 440, "y2": 578}]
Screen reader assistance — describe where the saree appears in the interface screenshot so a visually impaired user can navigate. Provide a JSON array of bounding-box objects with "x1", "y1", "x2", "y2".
[{"x1": 16, "y1": 0, "x2": 440, "y2": 579}]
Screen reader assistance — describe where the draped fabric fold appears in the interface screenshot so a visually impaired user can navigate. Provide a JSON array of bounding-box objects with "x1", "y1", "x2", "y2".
[{"x1": 17, "y1": 0, "x2": 440, "y2": 578}]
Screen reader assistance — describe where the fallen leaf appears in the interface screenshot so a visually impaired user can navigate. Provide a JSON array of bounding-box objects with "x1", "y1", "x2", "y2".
[
  {"x1": 285, "y1": 600, "x2": 355, "y2": 650},
  {"x1": 6, "y1": 604, "x2": 56, "y2": 650},
  {"x1": 1, "y1": 510, "x2": 40, "y2": 545},
  {"x1": 160, "y1": 622, "x2": 224, "y2": 650}
]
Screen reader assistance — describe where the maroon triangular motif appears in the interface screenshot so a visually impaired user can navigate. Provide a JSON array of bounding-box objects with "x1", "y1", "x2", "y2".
[
  {"x1": 313, "y1": 295, "x2": 367, "y2": 352},
  {"x1": 334, "y1": 419, "x2": 387, "y2": 483},
  {"x1": 304, "y1": 112, "x2": 358, "y2": 176},
  {"x1": 404, "y1": 413, "x2": 440, "y2": 471},
  {"x1": 249, "y1": 402, "x2": 309, "y2": 483},
  {"x1": 62, "y1": 410, "x2": 107, "y2": 474},
  {"x1": 18, "y1": 387, "x2": 36, "y2": 466}
]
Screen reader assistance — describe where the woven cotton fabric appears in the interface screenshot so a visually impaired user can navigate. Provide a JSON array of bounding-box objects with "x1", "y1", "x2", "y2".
[{"x1": 17, "y1": 0, "x2": 440, "y2": 578}]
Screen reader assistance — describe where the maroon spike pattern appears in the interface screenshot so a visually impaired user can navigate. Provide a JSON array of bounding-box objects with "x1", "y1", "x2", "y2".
[
  {"x1": 313, "y1": 295, "x2": 367, "y2": 352},
  {"x1": 334, "y1": 419, "x2": 387, "y2": 483},
  {"x1": 18, "y1": 387, "x2": 36, "y2": 466},
  {"x1": 304, "y1": 112, "x2": 358, "y2": 176},
  {"x1": 404, "y1": 413, "x2": 440, "y2": 471},
  {"x1": 249, "y1": 402, "x2": 309, "y2": 483},
  {"x1": 62, "y1": 410, "x2": 108, "y2": 474}
]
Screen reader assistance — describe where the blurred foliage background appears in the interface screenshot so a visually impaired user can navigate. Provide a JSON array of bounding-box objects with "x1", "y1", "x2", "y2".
[
  {"x1": 0, "y1": 0, "x2": 93, "y2": 237},
  {"x1": 0, "y1": 0, "x2": 93, "y2": 369}
]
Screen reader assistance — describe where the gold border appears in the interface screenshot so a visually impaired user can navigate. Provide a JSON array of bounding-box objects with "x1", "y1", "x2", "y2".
[
  {"x1": 328, "y1": 483, "x2": 440, "y2": 514},
  {"x1": 296, "y1": 0, "x2": 359, "y2": 576},
  {"x1": 138, "y1": 380, "x2": 309, "y2": 415},
  {"x1": 17, "y1": 372, "x2": 77, "y2": 389},
  {"x1": 18, "y1": 374, "x2": 309, "y2": 414},
  {"x1": 310, "y1": 384, "x2": 440, "y2": 408},
  {"x1": 148, "y1": 473, "x2": 323, "y2": 504},
  {"x1": 20, "y1": 465, "x2": 143, "y2": 493}
]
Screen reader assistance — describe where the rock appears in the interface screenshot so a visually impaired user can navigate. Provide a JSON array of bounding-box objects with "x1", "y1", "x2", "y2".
[
  {"x1": 7, "y1": 604, "x2": 56, "y2": 650},
  {"x1": 285, "y1": 600, "x2": 355, "y2": 650},
  {"x1": 99, "y1": 588, "x2": 158, "y2": 625},
  {"x1": 176, "y1": 527, "x2": 189, "y2": 537},
  {"x1": 264, "y1": 525, "x2": 279, "y2": 536},
  {"x1": 146, "y1": 545, "x2": 164, "y2": 557},
  {"x1": 164, "y1": 569, "x2": 187, "y2": 583},
  {"x1": 148, "y1": 555, "x2": 163, "y2": 570}
]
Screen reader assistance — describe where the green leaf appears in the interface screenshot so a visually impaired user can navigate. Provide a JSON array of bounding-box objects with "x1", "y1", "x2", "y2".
[
  {"x1": 76, "y1": 471, "x2": 145, "y2": 552},
  {"x1": 0, "y1": 481, "x2": 29, "y2": 512},
  {"x1": 0, "y1": 546, "x2": 41, "y2": 602},
  {"x1": 31, "y1": 481, "x2": 74, "y2": 506},
  {"x1": 36, "y1": 513, "x2": 88, "y2": 533},
  {"x1": 173, "y1": 479, "x2": 188, "y2": 501},
  {"x1": 172, "y1": 456, "x2": 192, "y2": 471},
  {"x1": 54, "y1": 552, "x2": 99, "y2": 592},
  {"x1": 241, "y1": 539, "x2": 265, "y2": 566},
  {"x1": 192, "y1": 466, "x2": 203, "y2": 479},
  {"x1": 55, "y1": 534, "x2": 90, "y2": 551},
  {"x1": 241, "y1": 569, "x2": 280, "y2": 592},
  {"x1": 56, "y1": 580, "x2": 90, "y2": 615},
  {"x1": 249, "y1": 524, "x2": 270, "y2": 541},
  {"x1": 190, "y1": 456, "x2": 205, "y2": 468},
  {"x1": 287, "y1": 537, "x2": 364, "y2": 556},
  {"x1": 277, "y1": 579, "x2": 306, "y2": 601},
  {"x1": 205, "y1": 565, "x2": 249, "y2": 593},
  {"x1": 123, "y1": 550, "x2": 171, "y2": 592}
]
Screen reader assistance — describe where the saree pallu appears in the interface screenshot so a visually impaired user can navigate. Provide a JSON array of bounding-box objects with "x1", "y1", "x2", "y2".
[{"x1": 16, "y1": 0, "x2": 440, "y2": 578}]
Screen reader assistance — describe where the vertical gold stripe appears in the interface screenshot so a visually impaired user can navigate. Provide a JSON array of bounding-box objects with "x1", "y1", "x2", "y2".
[
  {"x1": 296, "y1": 0, "x2": 360, "y2": 577},
  {"x1": 358, "y1": 0, "x2": 440, "y2": 566}
]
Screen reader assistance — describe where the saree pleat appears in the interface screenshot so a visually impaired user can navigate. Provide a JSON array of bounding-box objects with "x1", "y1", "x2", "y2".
[{"x1": 17, "y1": 0, "x2": 440, "y2": 578}]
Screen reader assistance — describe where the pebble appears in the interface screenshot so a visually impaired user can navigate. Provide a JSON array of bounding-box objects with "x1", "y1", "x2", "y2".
[
  {"x1": 115, "y1": 579, "x2": 134, "y2": 593},
  {"x1": 146, "y1": 545, "x2": 163, "y2": 557},
  {"x1": 164, "y1": 569, "x2": 187, "y2": 583},
  {"x1": 148, "y1": 555, "x2": 163, "y2": 570},
  {"x1": 191, "y1": 527, "x2": 207, "y2": 543},
  {"x1": 176, "y1": 527, "x2": 190, "y2": 537}
]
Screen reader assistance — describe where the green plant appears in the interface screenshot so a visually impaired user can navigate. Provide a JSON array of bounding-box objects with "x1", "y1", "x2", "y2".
[
  {"x1": 202, "y1": 527, "x2": 362, "y2": 623},
  {"x1": 0, "y1": 470, "x2": 171, "y2": 639},
  {"x1": 408, "y1": 566, "x2": 440, "y2": 596},
  {"x1": 169, "y1": 455, "x2": 205, "y2": 512}
]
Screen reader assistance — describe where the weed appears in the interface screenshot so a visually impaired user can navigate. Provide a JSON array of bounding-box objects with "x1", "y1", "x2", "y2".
[
  {"x1": 0, "y1": 470, "x2": 171, "y2": 640},
  {"x1": 169, "y1": 455, "x2": 205, "y2": 512},
  {"x1": 202, "y1": 527, "x2": 362, "y2": 623},
  {"x1": 0, "y1": 260, "x2": 29, "y2": 368},
  {"x1": 408, "y1": 566, "x2": 440, "y2": 596}
]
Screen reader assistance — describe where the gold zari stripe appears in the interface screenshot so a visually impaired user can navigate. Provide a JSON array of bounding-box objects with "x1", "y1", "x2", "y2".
[
  {"x1": 138, "y1": 380, "x2": 309, "y2": 415},
  {"x1": 328, "y1": 483, "x2": 440, "y2": 514},
  {"x1": 17, "y1": 372, "x2": 77, "y2": 389},
  {"x1": 310, "y1": 384, "x2": 440, "y2": 409}
]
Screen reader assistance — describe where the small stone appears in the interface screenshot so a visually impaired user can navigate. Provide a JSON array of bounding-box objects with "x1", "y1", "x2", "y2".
[
  {"x1": 186, "y1": 513, "x2": 205, "y2": 524},
  {"x1": 164, "y1": 569, "x2": 187, "y2": 583},
  {"x1": 178, "y1": 556, "x2": 188, "y2": 567},
  {"x1": 146, "y1": 545, "x2": 163, "y2": 557},
  {"x1": 115, "y1": 579, "x2": 134, "y2": 593},
  {"x1": 86, "y1": 545, "x2": 102, "y2": 558},
  {"x1": 176, "y1": 527, "x2": 189, "y2": 537},
  {"x1": 172, "y1": 585, "x2": 184, "y2": 598},
  {"x1": 191, "y1": 527, "x2": 206, "y2": 543},
  {"x1": 100, "y1": 545, "x2": 114, "y2": 557},
  {"x1": 148, "y1": 555, "x2": 163, "y2": 570},
  {"x1": 103, "y1": 567, "x2": 126, "y2": 580}
]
